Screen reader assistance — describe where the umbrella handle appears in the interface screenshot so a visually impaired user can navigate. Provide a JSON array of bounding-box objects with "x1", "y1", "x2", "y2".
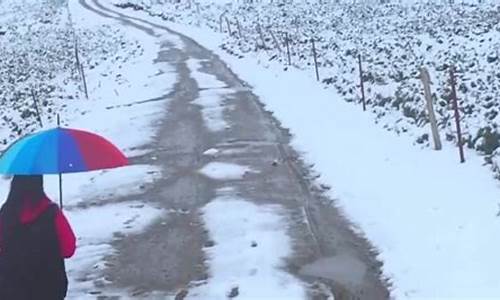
[{"x1": 59, "y1": 173, "x2": 63, "y2": 209}]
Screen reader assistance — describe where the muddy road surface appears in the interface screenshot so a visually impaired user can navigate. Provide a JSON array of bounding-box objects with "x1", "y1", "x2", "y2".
[{"x1": 76, "y1": 0, "x2": 390, "y2": 299}]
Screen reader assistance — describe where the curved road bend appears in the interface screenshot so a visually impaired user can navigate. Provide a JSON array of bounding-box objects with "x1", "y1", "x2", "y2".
[{"x1": 76, "y1": 0, "x2": 390, "y2": 299}]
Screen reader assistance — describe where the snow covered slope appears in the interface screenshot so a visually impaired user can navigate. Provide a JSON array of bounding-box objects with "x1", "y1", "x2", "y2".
[
  {"x1": 0, "y1": 0, "x2": 143, "y2": 147},
  {"x1": 114, "y1": 0, "x2": 500, "y2": 178}
]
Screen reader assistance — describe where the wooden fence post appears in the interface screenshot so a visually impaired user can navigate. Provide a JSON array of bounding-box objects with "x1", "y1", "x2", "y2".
[
  {"x1": 225, "y1": 17, "x2": 232, "y2": 35},
  {"x1": 80, "y1": 63, "x2": 89, "y2": 99},
  {"x1": 74, "y1": 39, "x2": 80, "y2": 75},
  {"x1": 74, "y1": 39, "x2": 88, "y2": 99},
  {"x1": 195, "y1": 3, "x2": 201, "y2": 27},
  {"x1": 219, "y1": 13, "x2": 224, "y2": 32},
  {"x1": 285, "y1": 32, "x2": 291, "y2": 66},
  {"x1": 30, "y1": 88, "x2": 43, "y2": 128},
  {"x1": 358, "y1": 54, "x2": 366, "y2": 111},
  {"x1": 449, "y1": 65, "x2": 465, "y2": 163},
  {"x1": 236, "y1": 18, "x2": 243, "y2": 38},
  {"x1": 420, "y1": 67, "x2": 442, "y2": 150},
  {"x1": 311, "y1": 38, "x2": 319, "y2": 81},
  {"x1": 257, "y1": 23, "x2": 266, "y2": 49}
]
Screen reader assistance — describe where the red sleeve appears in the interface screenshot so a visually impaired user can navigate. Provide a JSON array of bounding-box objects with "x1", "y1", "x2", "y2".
[{"x1": 54, "y1": 209, "x2": 76, "y2": 258}]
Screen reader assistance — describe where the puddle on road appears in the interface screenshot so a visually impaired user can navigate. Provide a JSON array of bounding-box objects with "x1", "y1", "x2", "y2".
[{"x1": 299, "y1": 254, "x2": 367, "y2": 286}]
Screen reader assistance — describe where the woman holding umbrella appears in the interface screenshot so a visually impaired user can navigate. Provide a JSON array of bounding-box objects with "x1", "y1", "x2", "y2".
[
  {"x1": 0, "y1": 123, "x2": 128, "y2": 299},
  {"x1": 0, "y1": 175, "x2": 76, "y2": 299}
]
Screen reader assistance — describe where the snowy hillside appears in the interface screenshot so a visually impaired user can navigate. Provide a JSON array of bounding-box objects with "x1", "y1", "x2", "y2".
[
  {"x1": 0, "y1": 0, "x2": 140, "y2": 149},
  {"x1": 114, "y1": 0, "x2": 500, "y2": 178}
]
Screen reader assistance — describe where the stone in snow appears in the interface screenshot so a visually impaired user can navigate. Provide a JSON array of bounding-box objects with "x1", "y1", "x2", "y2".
[{"x1": 227, "y1": 286, "x2": 239, "y2": 298}]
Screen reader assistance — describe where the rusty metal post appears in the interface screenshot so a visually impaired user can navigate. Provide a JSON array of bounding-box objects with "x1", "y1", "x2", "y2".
[
  {"x1": 269, "y1": 29, "x2": 282, "y2": 53},
  {"x1": 358, "y1": 54, "x2": 367, "y2": 111},
  {"x1": 285, "y1": 32, "x2": 291, "y2": 66},
  {"x1": 311, "y1": 38, "x2": 319, "y2": 81},
  {"x1": 450, "y1": 65, "x2": 465, "y2": 163}
]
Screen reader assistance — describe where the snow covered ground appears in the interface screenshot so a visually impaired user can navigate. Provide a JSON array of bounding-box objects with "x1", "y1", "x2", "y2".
[
  {"x1": 2, "y1": 0, "x2": 500, "y2": 298},
  {"x1": 0, "y1": 0, "x2": 176, "y2": 298},
  {"x1": 194, "y1": 194, "x2": 306, "y2": 299},
  {"x1": 188, "y1": 58, "x2": 232, "y2": 132},
  {"x1": 1, "y1": 0, "x2": 312, "y2": 298},
  {"x1": 109, "y1": 1, "x2": 500, "y2": 299},
  {"x1": 58, "y1": 0, "x2": 179, "y2": 297},
  {"x1": 193, "y1": 163, "x2": 307, "y2": 299}
]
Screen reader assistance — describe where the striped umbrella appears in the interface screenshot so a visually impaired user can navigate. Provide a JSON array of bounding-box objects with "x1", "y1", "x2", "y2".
[{"x1": 0, "y1": 126, "x2": 128, "y2": 208}]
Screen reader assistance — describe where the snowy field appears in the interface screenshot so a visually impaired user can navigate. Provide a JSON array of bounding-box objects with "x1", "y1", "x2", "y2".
[{"x1": 109, "y1": 0, "x2": 500, "y2": 299}]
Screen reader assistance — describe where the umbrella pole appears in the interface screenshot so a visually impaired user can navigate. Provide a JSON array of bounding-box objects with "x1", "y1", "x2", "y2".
[
  {"x1": 57, "y1": 114, "x2": 63, "y2": 209},
  {"x1": 59, "y1": 173, "x2": 63, "y2": 209}
]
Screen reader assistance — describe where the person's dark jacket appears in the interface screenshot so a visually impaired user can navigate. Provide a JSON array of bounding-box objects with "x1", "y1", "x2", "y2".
[{"x1": 0, "y1": 196, "x2": 76, "y2": 299}]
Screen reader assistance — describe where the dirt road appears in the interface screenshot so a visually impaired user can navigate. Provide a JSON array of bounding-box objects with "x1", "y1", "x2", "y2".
[{"x1": 77, "y1": 0, "x2": 389, "y2": 299}]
